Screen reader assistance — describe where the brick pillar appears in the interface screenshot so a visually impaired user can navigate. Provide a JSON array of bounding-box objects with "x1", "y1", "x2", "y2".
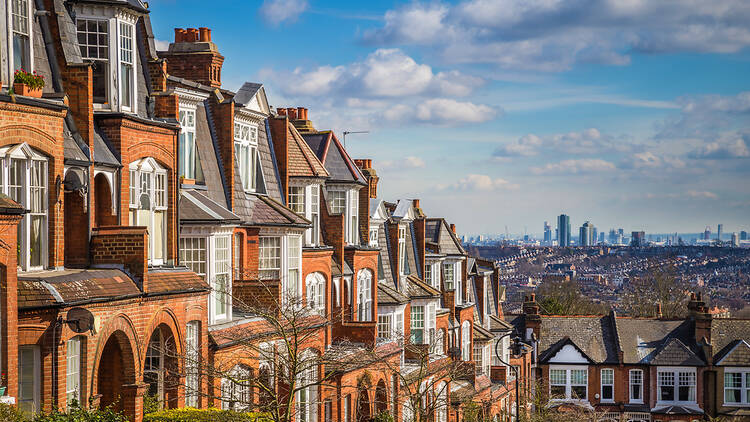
[
  {"x1": 90, "y1": 226, "x2": 149, "y2": 291},
  {"x1": 0, "y1": 211, "x2": 24, "y2": 401}
]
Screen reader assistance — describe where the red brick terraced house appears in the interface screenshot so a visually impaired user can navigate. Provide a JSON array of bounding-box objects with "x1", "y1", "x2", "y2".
[{"x1": 1, "y1": 0, "x2": 209, "y2": 421}]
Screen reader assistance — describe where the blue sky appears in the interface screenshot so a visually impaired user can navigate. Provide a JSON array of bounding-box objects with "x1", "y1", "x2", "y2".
[{"x1": 149, "y1": 0, "x2": 750, "y2": 236}]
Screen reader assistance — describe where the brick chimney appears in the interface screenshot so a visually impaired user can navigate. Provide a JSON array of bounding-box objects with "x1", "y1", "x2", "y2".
[
  {"x1": 523, "y1": 293, "x2": 541, "y2": 339},
  {"x1": 355, "y1": 159, "x2": 380, "y2": 247},
  {"x1": 688, "y1": 292, "x2": 712, "y2": 343},
  {"x1": 450, "y1": 223, "x2": 456, "y2": 234},
  {"x1": 159, "y1": 27, "x2": 224, "y2": 87},
  {"x1": 283, "y1": 106, "x2": 316, "y2": 133}
]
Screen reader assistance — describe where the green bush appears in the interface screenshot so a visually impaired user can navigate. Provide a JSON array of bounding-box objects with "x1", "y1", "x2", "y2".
[
  {"x1": 374, "y1": 411, "x2": 394, "y2": 422},
  {"x1": 0, "y1": 403, "x2": 24, "y2": 422},
  {"x1": 31, "y1": 402, "x2": 127, "y2": 422},
  {"x1": 143, "y1": 408, "x2": 271, "y2": 422}
]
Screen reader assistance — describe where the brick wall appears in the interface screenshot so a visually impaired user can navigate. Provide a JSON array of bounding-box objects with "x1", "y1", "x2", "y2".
[
  {"x1": 90, "y1": 226, "x2": 148, "y2": 290},
  {"x1": 0, "y1": 213, "x2": 23, "y2": 400}
]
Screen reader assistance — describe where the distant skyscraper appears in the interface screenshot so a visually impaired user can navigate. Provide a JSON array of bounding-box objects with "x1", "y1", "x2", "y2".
[
  {"x1": 608, "y1": 229, "x2": 617, "y2": 244},
  {"x1": 557, "y1": 214, "x2": 571, "y2": 247},
  {"x1": 732, "y1": 232, "x2": 740, "y2": 247},
  {"x1": 599, "y1": 231, "x2": 605, "y2": 243},
  {"x1": 579, "y1": 221, "x2": 595, "y2": 246},
  {"x1": 592, "y1": 227, "x2": 598, "y2": 245},
  {"x1": 704, "y1": 226, "x2": 711, "y2": 240},
  {"x1": 741, "y1": 231, "x2": 748, "y2": 241},
  {"x1": 718, "y1": 224, "x2": 724, "y2": 241},
  {"x1": 543, "y1": 221, "x2": 552, "y2": 244},
  {"x1": 631, "y1": 231, "x2": 646, "y2": 247}
]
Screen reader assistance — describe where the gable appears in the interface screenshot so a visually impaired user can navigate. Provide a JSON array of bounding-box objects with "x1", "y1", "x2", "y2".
[
  {"x1": 548, "y1": 344, "x2": 590, "y2": 364},
  {"x1": 651, "y1": 337, "x2": 704, "y2": 366},
  {"x1": 716, "y1": 340, "x2": 750, "y2": 366}
]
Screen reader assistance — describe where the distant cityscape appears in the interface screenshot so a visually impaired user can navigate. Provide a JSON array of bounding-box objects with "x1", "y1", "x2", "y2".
[{"x1": 463, "y1": 215, "x2": 749, "y2": 248}]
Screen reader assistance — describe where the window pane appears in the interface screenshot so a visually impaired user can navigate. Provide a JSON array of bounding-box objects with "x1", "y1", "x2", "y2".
[
  {"x1": 602, "y1": 385, "x2": 613, "y2": 400},
  {"x1": 571, "y1": 385, "x2": 586, "y2": 399},
  {"x1": 550, "y1": 369, "x2": 566, "y2": 385}
]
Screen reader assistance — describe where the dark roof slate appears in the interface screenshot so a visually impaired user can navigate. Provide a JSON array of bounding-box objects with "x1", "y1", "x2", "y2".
[
  {"x1": 194, "y1": 102, "x2": 228, "y2": 206},
  {"x1": 538, "y1": 315, "x2": 619, "y2": 364},
  {"x1": 615, "y1": 318, "x2": 701, "y2": 364},
  {"x1": 378, "y1": 282, "x2": 409, "y2": 306},
  {"x1": 302, "y1": 132, "x2": 366, "y2": 185},
  {"x1": 180, "y1": 190, "x2": 241, "y2": 223},
  {"x1": 93, "y1": 124, "x2": 121, "y2": 166},
  {"x1": 712, "y1": 319, "x2": 750, "y2": 364},
  {"x1": 650, "y1": 337, "x2": 705, "y2": 366}
]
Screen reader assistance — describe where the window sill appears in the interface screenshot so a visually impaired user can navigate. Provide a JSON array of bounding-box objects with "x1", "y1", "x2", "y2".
[
  {"x1": 722, "y1": 403, "x2": 750, "y2": 407},
  {"x1": 629, "y1": 400, "x2": 644, "y2": 404}
]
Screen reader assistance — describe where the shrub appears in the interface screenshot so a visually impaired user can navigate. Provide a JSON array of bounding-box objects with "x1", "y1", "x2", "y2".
[
  {"x1": 31, "y1": 402, "x2": 127, "y2": 422},
  {"x1": 374, "y1": 411, "x2": 394, "y2": 422},
  {"x1": 143, "y1": 408, "x2": 272, "y2": 422},
  {"x1": 0, "y1": 403, "x2": 24, "y2": 422},
  {"x1": 13, "y1": 69, "x2": 45, "y2": 90}
]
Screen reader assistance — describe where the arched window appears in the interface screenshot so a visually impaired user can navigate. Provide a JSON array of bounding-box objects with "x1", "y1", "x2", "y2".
[
  {"x1": 436, "y1": 382, "x2": 448, "y2": 422},
  {"x1": 433, "y1": 328, "x2": 446, "y2": 355},
  {"x1": 129, "y1": 157, "x2": 167, "y2": 265},
  {"x1": 222, "y1": 365, "x2": 252, "y2": 411},
  {"x1": 357, "y1": 269, "x2": 373, "y2": 321},
  {"x1": 461, "y1": 321, "x2": 471, "y2": 361},
  {"x1": 0, "y1": 143, "x2": 48, "y2": 271},
  {"x1": 306, "y1": 272, "x2": 326, "y2": 315}
]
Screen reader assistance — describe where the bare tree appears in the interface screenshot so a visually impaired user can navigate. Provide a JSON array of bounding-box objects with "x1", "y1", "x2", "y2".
[
  {"x1": 536, "y1": 280, "x2": 608, "y2": 315},
  {"x1": 620, "y1": 269, "x2": 690, "y2": 318}
]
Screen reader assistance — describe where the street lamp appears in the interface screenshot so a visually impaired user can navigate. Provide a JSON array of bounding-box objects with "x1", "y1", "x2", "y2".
[{"x1": 494, "y1": 333, "x2": 526, "y2": 422}]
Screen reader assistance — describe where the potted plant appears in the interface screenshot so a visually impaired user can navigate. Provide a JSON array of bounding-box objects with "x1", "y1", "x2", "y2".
[
  {"x1": 0, "y1": 371, "x2": 6, "y2": 396},
  {"x1": 12, "y1": 69, "x2": 44, "y2": 98}
]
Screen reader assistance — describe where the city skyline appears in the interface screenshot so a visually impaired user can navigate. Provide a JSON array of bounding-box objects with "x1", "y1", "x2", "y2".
[{"x1": 147, "y1": 0, "x2": 750, "y2": 234}]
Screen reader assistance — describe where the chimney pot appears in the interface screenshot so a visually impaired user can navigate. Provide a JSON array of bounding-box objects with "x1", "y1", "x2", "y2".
[
  {"x1": 303, "y1": 107, "x2": 308, "y2": 120},
  {"x1": 531, "y1": 293, "x2": 536, "y2": 301},
  {"x1": 174, "y1": 28, "x2": 183, "y2": 43},
  {"x1": 287, "y1": 108, "x2": 298, "y2": 120},
  {"x1": 278, "y1": 108, "x2": 287, "y2": 116},
  {"x1": 450, "y1": 223, "x2": 456, "y2": 234},
  {"x1": 367, "y1": 159, "x2": 372, "y2": 168},
  {"x1": 199, "y1": 27, "x2": 210, "y2": 42},
  {"x1": 297, "y1": 107, "x2": 305, "y2": 119},
  {"x1": 413, "y1": 199, "x2": 420, "y2": 209}
]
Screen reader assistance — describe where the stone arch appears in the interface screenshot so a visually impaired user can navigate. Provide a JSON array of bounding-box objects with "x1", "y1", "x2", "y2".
[
  {"x1": 94, "y1": 330, "x2": 139, "y2": 420},
  {"x1": 374, "y1": 379, "x2": 388, "y2": 414},
  {"x1": 144, "y1": 322, "x2": 180, "y2": 410},
  {"x1": 357, "y1": 385, "x2": 371, "y2": 422},
  {"x1": 142, "y1": 307, "x2": 184, "y2": 358}
]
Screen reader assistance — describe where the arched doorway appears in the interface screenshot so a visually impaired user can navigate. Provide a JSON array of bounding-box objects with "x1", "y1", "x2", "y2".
[
  {"x1": 374, "y1": 380, "x2": 388, "y2": 414},
  {"x1": 64, "y1": 168, "x2": 88, "y2": 267},
  {"x1": 144, "y1": 324, "x2": 179, "y2": 410},
  {"x1": 94, "y1": 173, "x2": 116, "y2": 227},
  {"x1": 97, "y1": 331, "x2": 137, "y2": 418},
  {"x1": 357, "y1": 387, "x2": 371, "y2": 422}
]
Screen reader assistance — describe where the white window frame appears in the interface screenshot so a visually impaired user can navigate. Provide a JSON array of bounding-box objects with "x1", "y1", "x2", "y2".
[
  {"x1": 260, "y1": 235, "x2": 303, "y2": 308},
  {"x1": 724, "y1": 368, "x2": 750, "y2": 406},
  {"x1": 259, "y1": 236, "x2": 281, "y2": 280},
  {"x1": 214, "y1": 236, "x2": 231, "y2": 320},
  {"x1": 180, "y1": 229, "x2": 233, "y2": 324},
  {"x1": 461, "y1": 320, "x2": 471, "y2": 361},
  {"x1": 234, "y1": 120, "x2": 259, "y2": 192},
  {"x1": 377, "y1": 314, "x2": 392, "y2": 340},
  {"x1": 287, "y1": 235, "x2": 302, "y2": 306},
  {"x1": 357, "y1": 269, "x2": 373, "y2": 321},
  {"x1": 185, "y1": 321, "x2": 200, "y2": 408},
  {"x1": 18, "y1": 345, "x2": 40, "y2": 415},
  {"x1": 306, "y1": 272, "x2": 326, "y2": 315},
  {"x1": 66, "y1": 337, "x2": 82, "y2": 406},
  {"x1": 76, "y1": 18, "x2": 109, "y2": 103},
  {"x1": 600, "y1": 368, "x2": 614, "y2": 403},
  {"x1": 179, "y1": 106, "x2": 198, "y2": 180},
  {"x1": 222, "y1": 365, "x2": 251, "y2": 411},
  {"x1": 0, "y1": 144, "x2": 49, "y2": 272},
  {"x1": 118, "y1": 21, "x2": 135, "y2": 112},
  {"x1": 348, "y1": 189, "x2": 358, "y2": 244},
  {"x1": 398, "y1": 225, "x2": 407, "y2": 276},
  {"x1": 309, "y1": 184, "x2": 320, "y2": 246},
  {"x1": 629, "y1": 369, "x2": 644, "y2": 404},
  {"x1": 289, "y1": 185, "x2": 305, "y2": 214},
  {"x1": 657, "y1": 367, "x2": 696, "y2": 405},
  {"x1": 296, "y1": 351, "x2": 318, "y2": 422},
  {"x1": 549, "y1": 365, "x2": 589, "y2": 401},
  {"x1": 411, "y1": 305, "x2": 424, "y2": 344},
  {"x1": 7, "y1": 0, "x2": 34, "y2": 78},
  {"x1": 129, "y1": 157, "x2": 168, "y2": 265},
  {"x1": 327, "y1": 187, "x2": 359, "y2": 245},
  {"x1": 443, "y1": 262, "x2": 455, "y2": 290},
  {"x1": 369, "y1": 226, "x2": 378, "y2": 247}
]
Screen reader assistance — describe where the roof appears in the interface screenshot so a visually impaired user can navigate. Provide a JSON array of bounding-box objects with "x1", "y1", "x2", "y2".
[
  {"x1": 538, "y1": 315, "x2": 619, "y2": 364},
  {"x1": 286, "y1": 123, "x2": 329, "y2": 178},
  {"x1": 180, "y1": 190, "x2": 241, "y2": 223},
  {"x1": 0, "y1": 194, "x2": 25, "y2": 214},
  {"x1": 473, "y1": 324, "x2": 494, "y2": 342},
  {"x1": 712, "y1": 319, "x2": 750, "y2": 364},
  {"x1": 18, "y1": 269, "x2": 142, "y2": 309},
  {"x1": 93, "y1": 123, "x2": 121, "y2": 166},
  {"x1": 63, "y1": 122, "x2": 89, "y2": 162},
  {"x1": 75, "y1": 0, "x2": 149, "y2": 13},
  {"x1": 425, "y1": 218, "x2": 465, "y2": 256},
  {"x1": 405, "y1": 274, "x2": 441, "y2": 299},
  {"x1": 234, "y1": 82, "x2": 263, "y2": 107},
  {"x1": 194, "y1": 101, "x2": 229, "y2": 207},
  {"x1": 615, "y1": 318, "x2": 704, "y2": 365},
  {"x1": 378, "y1": 282, "x2": 410, "y2": 305},
  {"x1": 650, "y1": 337, "x2": 705, "y2": 366},
  {"x1": 302, "y1": 132, "x2": 366, "y2": 185},
  {"x1": 147, "y1": 269, "x2": 210, "y2": 294},
  {"x1": 489, "y1": 315, "x2": 514, "y2": 332},
  {"x1": 248, "y1": 194, "x2": 311, "y2": 227}
]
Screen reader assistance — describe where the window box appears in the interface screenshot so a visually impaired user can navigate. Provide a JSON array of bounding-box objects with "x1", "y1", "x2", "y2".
[{"x1": 13, "y1": 82, "x2": 42, "y2": 98}]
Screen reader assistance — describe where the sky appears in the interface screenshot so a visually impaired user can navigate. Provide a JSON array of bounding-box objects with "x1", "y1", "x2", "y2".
[{"x1": 148, "y1": 0, "x2": 750, "y2": 237}]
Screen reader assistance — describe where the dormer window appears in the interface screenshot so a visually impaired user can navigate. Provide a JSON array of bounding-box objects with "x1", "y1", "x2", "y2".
[
  {"x1": 178, "y1": 106, "x2": 204, "y2": 181},
  {"x1": 288, "y1": 184, "x2": 321, "y2": 246},
  {"x1": 10, "y1": 0, "x2": 32, "y2": 73},
  {"x1": 234, "y1": 122, "x2": 258, "y2": 192},
  {"x1": 327, "y1": 187, "x2": 359, "y2": 245},
  {"x1": 119, "y1": 22, "x2": 134, "y2": 110},
  {"x1": 77, "y1": 19, "x2": 109, "y2": 103},
  {"x1": 398, "y1": 226, "x2": 406, "y2": 275},
  {"x1": 129, "y1": 158, "x2": 167, "y2": 265}
]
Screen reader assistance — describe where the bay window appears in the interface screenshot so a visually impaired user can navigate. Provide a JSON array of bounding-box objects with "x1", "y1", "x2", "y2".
[
  {"x1": 290, "y1": 184, "x2": 321, "y2": 246},
  {"x1": 549, "y1": 367, "x2": 588, "y2": 400},
  {"x1": 296, "y1": 352, "x2": 318, "y2": 422},
  {"x1": 724, "y1": 370, "x2": 750, "y2": 405},
  {"x1": 77, "y1": 18, "x2": 108, "y2": 103},
  {"x1": 18, "y1": 345, "x2": 40, "y2": 414},
  {"x1": 259, "y1": 237, "x2": 281, "y2": 280},
  {"x1": 287, "y1": 236, "x2": 301, "y2": 302},
  {"x1": 461, "y1": 321, "x2": 471, "y2": 361},
  {"x1": 185, "y1": 321, "x2": 200, "y2": 408},
  {"x1": 369, "y1": 227, "x2": 378, "y2": 247},
  {"x1": 398, "y1": 226, "x2": 407, "y2": 275},
  {"x1": 348, "y1": 189, "x2": 358, "y2": 244},
  {"x1": 310, "y1": 185, "x2": 320, "y2": 245},
  {"x1": 629, "y1": 369, "x2": 643, "y2": 403},
  {"x1": 329, "y1": 190, "x2": 346, "y2": 214},
  {"x1": 411, "y1": 306, "x2": 424, "y2": 344},
  {"x1": 657, "y1": 368, "x2": 696, "y2": 403},
  {"x1": 10, "y1": 0, "x2": 32, "y2": 73},
  {"x1": 129, "y1": 158, "x2": 167, "y2": 265},
  {"x1": 222, "y1": 365, "x2": 251, "y2": 410},
  {"x1": 234, "y1": 121, "x2": 258, "y2": 192},
  {"x1": 443, "y1": 262, "x2": 454, "y2": 290},
  {"x1": 260, "y1": 235, "x2": 303, "y2": 306},
  {"x1": 180, "y1": 229, "x2": 233, "y2": 323},
  {"x1": 601, "y1": 368, "x2": 614, "y2": 402},
  {"x1": 377, "y1": 314, "x2": 392, "y2": 340},
  {"x1": 356, "y1": 269, "x2": 373, "y2": 321},
  {"x1": 215, "y1": 236, "x2": 231, "y2": 319},
  {"x1": 0, "y1": 144, "x2": 48, "y2": 271},
  {"x1": 289, "y1": 186, "x2": 304, "y2": 213},
  {"x1": 327, "y1": 188, "x2": 359, "y2": 245},
  {"x1": 180, "y1": 237, "x2": 207, "y2": 279},
  {"x1": 66, "y1": 337, "x2": 82, "y2": 406}
]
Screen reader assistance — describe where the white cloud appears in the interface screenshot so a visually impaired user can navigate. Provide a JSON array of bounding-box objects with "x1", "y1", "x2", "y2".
[
  {"x1": 259, "y1": 0, "x2": 309, "y2": 26},
  {"x1": 494, "y1": 128, "x2": 633, "y2": 158},
  {"x1": 531, "y1": 159, "x2": 616, "y2": 175},
  {"x1": 440, "y1": 174, "x2": 519, "y2": 191},
  {"x1": 377, "y1": 156, "x2": 426, "y2": 170},
  {"x1": 689, "y1": 137, "x2": 750, "y2": 159},
  {"x1": 645, "y1": 190, "x2": 719, "y2": 200},
  {"x1": 415, "y1": 99, "x2": 496, "y2": 124},
  {"x1": 363, "y1": 0, "x2": 750, "y2": 71}
]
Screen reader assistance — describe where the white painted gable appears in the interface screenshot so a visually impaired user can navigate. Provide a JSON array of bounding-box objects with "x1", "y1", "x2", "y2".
[{"x1": 548, "y1": 344, "x2": 589, "y2": 364}]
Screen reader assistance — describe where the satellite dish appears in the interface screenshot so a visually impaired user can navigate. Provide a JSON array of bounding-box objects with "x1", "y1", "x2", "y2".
[{"x1": 66, "y1": 307, "x2": 95, "y2": 334}]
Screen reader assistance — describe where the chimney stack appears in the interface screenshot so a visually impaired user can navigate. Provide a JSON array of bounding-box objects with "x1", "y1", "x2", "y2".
[
  {"x1": 287, "y1": 108, "x2": 298, "y2": 120},
  {"x1": 277, "y1": 108, "x2": 287, "y2": 116},
  {"x1": 656, "y1": 302, "x2": 663, "y2": 318},
  {"x1": 413, "y1": 199, "x2": 420, "y2": 209},
  {"x1": 161, "y1": 27, "x2": 225, "y2": 88},
  {"x1": 355, "y1": 159, "x2": 379, "y2": 199},
  {"x1": 450, "y1": 224, "x2": 456, "y2": 234}
]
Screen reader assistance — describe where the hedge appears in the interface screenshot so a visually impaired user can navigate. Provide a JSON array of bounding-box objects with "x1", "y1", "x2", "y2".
[{"x1": 144, "y1": 408, "x2": 272, "y2": 422}]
